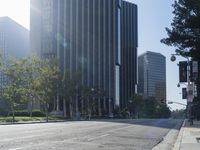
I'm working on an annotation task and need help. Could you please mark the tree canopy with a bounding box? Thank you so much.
[161,0,200,59]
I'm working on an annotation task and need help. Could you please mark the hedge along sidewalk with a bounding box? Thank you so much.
[0,116,66,124]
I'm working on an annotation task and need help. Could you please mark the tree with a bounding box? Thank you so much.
[143,97,158,118]
[60,71,81,118]
[130,94,144,118]
[171,109,186,119]
[1,58,26,122]
[130,95,171,119]
[22,56,41,117]
[80,87,104,120]
[36,58,59,122]
[155,104,171,118]
[161,0,200,119]
[161,0,200,59]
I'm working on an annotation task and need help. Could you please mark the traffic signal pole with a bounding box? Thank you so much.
[171,54,194,124]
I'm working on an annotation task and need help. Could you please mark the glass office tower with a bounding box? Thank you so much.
[30,0,138,117]
[138,51,166,103]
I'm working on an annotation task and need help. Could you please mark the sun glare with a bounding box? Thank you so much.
[0,0,30,29]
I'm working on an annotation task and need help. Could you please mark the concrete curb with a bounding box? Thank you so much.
[152,120,184,150]
[173,120,186,150]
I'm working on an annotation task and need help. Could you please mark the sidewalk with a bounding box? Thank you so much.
[174,120,200,150]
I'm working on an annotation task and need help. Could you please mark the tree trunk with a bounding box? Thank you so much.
[30,97,33,118]
[46,111,48,122]
[11,104,15,123]
[69,97,73,119]
[46,103,49,122]
[88,99,91,120]
[98,98,102,117]
[56,95,60,111]
[53,96,56,111]
[12,112,15,123]
[75,96,79,119]
[63,99,67,118]
[12,108,15,123]
[88,109,91,121]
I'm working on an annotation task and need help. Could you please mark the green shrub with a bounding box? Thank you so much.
[0,108,9,117]
[14,110,29,116]
[12,109,45,117]
[32,109,45,117]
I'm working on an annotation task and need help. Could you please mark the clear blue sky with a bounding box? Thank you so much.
[129,0,187,110]
[0,0,185,110]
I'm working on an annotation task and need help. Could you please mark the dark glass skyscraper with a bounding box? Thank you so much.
[30,0,138,117]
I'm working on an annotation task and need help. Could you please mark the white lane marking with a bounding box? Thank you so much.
[107,125,134,132]
[87,134,109,141]
[9,146,29,150]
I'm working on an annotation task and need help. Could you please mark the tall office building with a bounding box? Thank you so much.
[0,17,30,109]
[0,17,29,58]
[30,0,138,116]
[138,51,166,103]
[0,17,30,93]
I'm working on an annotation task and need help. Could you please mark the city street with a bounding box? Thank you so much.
[0,119,182,150]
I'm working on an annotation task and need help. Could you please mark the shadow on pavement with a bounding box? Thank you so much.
[184,120,200,128]
[90,118,183,130]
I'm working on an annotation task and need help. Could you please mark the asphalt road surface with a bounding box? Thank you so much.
[0,119,183,150]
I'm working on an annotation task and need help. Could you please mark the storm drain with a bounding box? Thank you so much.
[196,137,200,143]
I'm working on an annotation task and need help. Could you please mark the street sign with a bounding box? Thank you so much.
[179,61,188,82]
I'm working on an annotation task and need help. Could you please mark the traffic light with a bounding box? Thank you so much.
[182,88,187,99]
[179,61,187,83]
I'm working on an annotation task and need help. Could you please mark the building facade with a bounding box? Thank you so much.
[30,0,138,117]
[0,17,30,110]
[138,51,166,103]
[0,17,30,93]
